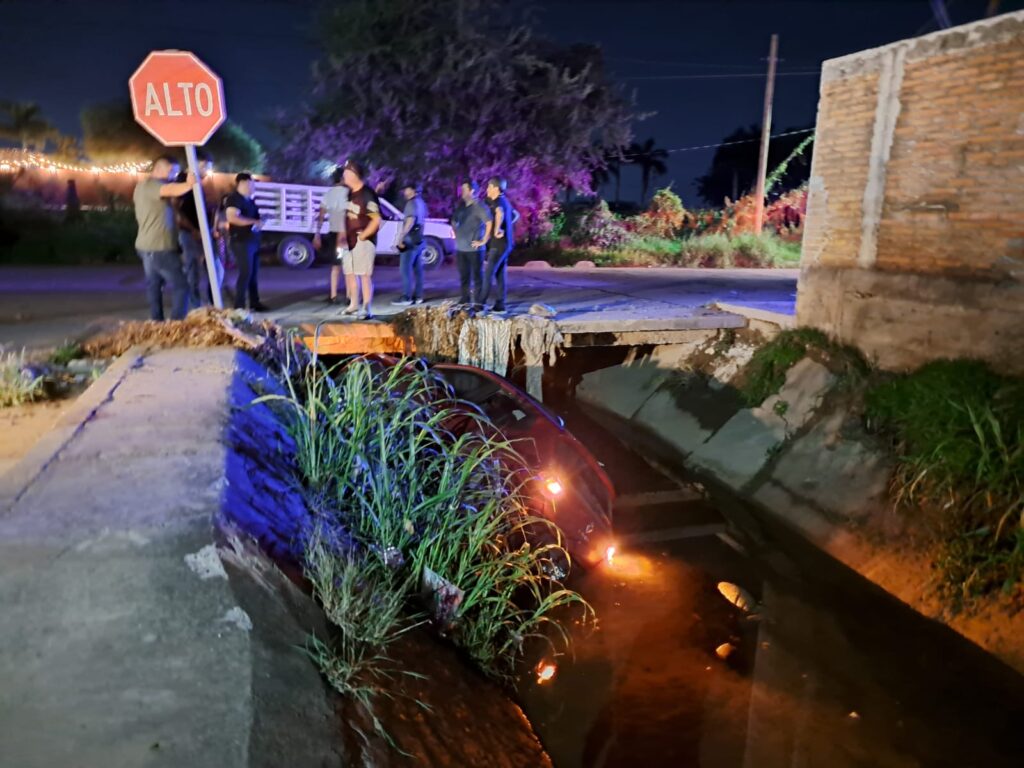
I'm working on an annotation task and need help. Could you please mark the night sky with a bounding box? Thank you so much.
[1,0,1021,204]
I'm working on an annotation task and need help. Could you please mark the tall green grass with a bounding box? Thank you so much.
[739,328,869,405]
[258,355,591,721]
[866,361,1024,602]
[677,232,801,268]
[0,350,43,407]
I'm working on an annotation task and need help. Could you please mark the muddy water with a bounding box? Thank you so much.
[517,403,1024,768]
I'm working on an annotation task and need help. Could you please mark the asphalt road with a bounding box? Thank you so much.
[0,263,798,352]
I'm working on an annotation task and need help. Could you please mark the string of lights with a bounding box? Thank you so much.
[0,150,149,176]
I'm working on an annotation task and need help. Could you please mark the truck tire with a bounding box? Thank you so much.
[277,235,315,269]
[421,237,446,269]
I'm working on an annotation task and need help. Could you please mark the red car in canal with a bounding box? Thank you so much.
[430,362,617,572]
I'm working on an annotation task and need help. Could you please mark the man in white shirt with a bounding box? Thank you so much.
[313,167,350,304]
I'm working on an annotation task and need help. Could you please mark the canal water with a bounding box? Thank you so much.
[516,401,1024,768]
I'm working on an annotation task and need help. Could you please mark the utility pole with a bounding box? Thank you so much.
[753,33,779,235]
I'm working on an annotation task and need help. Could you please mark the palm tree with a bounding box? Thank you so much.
[591,149,623,204]
[52,134,82,163]
[0,101,57,150]
[627,138,668,205]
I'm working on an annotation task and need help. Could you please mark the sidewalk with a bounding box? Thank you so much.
[0,347,339,768]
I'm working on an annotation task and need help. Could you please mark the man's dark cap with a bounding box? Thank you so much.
[343,158,366,179]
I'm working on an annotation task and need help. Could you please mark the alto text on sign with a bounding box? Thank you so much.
[129,51,225,146]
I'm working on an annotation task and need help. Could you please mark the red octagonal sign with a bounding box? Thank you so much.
[129,50,226,146]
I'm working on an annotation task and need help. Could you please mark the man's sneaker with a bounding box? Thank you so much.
[412,297,425,305]
[489,306,507,314]
[251,302,270,313]
[391,297,413,307]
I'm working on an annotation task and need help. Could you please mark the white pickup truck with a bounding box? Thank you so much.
[250,180,457,269]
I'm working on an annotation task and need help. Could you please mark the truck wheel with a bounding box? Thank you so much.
[421,237,446,269]
[277,236,315,269]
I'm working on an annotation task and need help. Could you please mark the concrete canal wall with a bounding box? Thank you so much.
[573,326,1024,675]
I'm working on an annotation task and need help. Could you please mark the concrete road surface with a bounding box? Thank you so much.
[0,263,798,352]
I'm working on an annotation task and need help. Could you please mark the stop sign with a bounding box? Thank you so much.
[129,50,226,146]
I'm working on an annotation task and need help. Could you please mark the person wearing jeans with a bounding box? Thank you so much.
[479,177,515,313]
[451,180,492,306]
[132,154,194,321]
[225,173,266,312]
[392,182,427,306]
[174,151,216,309]
[138,250,189,321]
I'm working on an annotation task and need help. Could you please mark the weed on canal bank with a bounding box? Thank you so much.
[736,330,1024,607]
[865,361,1024,606]
[259,353,591,742]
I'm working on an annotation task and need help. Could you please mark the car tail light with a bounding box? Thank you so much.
[538,474,564,497]
[605,544,617,566]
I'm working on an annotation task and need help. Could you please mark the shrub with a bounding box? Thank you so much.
[0,208,136,265]
[570,199,628,249]
[629,187,686,238]
[678,232,801,269]
[0,350,43,408]
[865,361,1024,602]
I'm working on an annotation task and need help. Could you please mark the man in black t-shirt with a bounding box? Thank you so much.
[225,173,266,312]
[341,159,382,319]
[479,177,515,313]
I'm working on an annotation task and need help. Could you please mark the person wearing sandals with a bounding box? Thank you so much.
[313,166,349,305]
[341,159,381,319]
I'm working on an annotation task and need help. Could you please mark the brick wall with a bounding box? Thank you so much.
[797,12,1024,374]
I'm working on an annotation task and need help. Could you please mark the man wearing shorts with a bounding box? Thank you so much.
[342,159,381,319]
[313,167,349,305]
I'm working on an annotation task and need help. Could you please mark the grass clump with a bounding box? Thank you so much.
[739,328,868,405]
[677,232,801,268]
[260,355,591,738]
[0,350,43,407]
[865,361,1024,603]
[49,340,84,366]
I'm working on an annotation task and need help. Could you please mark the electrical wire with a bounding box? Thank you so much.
[619,71,820,81]
[615,128,815,159]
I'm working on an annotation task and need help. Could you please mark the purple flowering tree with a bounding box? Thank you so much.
[272,0,634,237]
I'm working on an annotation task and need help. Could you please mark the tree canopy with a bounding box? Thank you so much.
[0,101,57,150]
[695,124,813,207]
[272,0,635,234]
[80,101,266,172]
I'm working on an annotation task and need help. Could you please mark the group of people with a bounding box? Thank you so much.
[133,152,266,320]
[132,153,517,322]
[313,167,516,317]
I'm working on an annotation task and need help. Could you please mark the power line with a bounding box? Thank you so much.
[607,56,776,70]
[619,71,819,81]
[616,128,815,159]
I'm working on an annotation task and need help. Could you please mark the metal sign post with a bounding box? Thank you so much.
[185,144,223,308]
[129,50,227,311]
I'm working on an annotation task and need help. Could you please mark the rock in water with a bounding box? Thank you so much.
[717,581,757,612]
